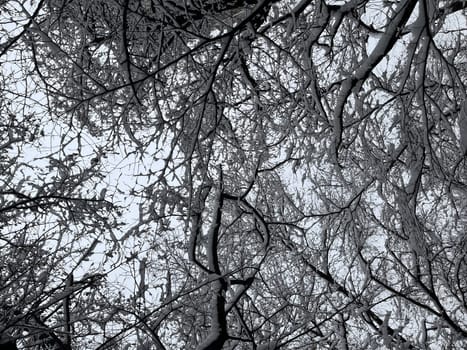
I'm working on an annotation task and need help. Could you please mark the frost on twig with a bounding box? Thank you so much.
[459,100,467,154]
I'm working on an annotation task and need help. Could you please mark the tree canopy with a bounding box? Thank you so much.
[1,0,467,349]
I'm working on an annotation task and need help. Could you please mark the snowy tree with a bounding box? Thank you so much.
[1,0,467,349]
